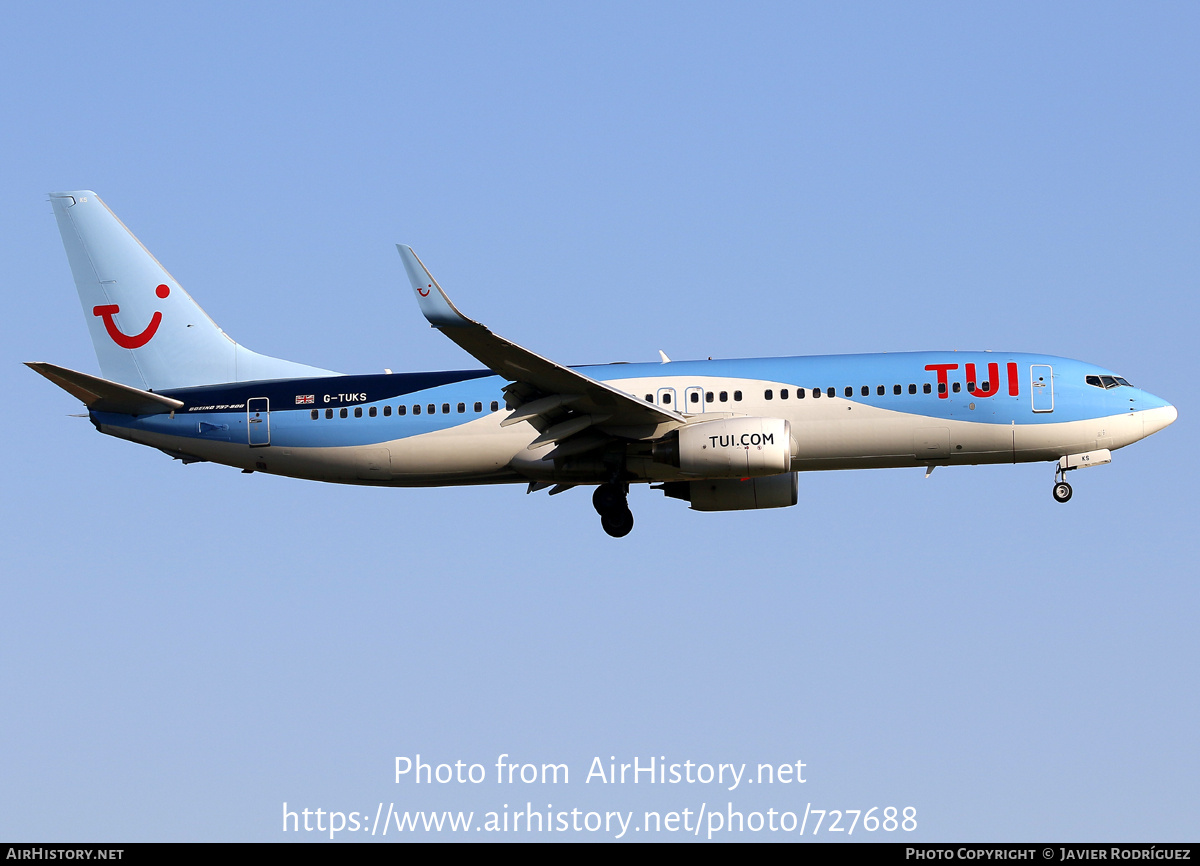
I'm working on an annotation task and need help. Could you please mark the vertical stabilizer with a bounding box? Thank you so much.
[49,191,338,390]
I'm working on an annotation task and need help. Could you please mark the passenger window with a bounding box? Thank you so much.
[384,405,392,416]
[457,402,465,413]
[413,405,421,415]
[428,404,436,414]
[705,391,714,403]
[662,393,671,404]
[826,387,835,398]
[812,388,820,398]
[442,403,450,414]
[764,389,773,400]
[877,385,884,396]
[967,382,975,393]
[952,382,960,393]
[720,391,728,402]
[690,391,700,403]
[923,383,931,394]
[310,409,318,420]
[325,408,333,419]
[490,401,499,411]
[861,386,869,397]
[780,389,789,400]
[893,384,901,395]
[369,406,377,417]
[908,384,916,395]
[474,401,482,412]
[734,390,743,401]
[938,383,946,394]
[398,405,406,416]
[340,408,348,418]
[353,407,361,417]
[844,386,852,397]
[797,388,805,399]
[645,394,653,402]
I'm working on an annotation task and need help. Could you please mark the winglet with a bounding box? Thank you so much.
[397,245,473,328]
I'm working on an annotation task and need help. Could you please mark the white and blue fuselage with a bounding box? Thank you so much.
[95,352,1174,485]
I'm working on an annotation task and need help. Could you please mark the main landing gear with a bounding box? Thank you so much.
[1052,465,1073,503]
[593,482,634,538]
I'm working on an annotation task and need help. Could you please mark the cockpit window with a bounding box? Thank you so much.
[1087,374,1134,389]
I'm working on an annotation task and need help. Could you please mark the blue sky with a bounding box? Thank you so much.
[2,2,1197,841]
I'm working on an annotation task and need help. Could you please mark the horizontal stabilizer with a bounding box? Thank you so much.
[27,362,184,415]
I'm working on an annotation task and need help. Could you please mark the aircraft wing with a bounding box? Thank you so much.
[398,245,685,440]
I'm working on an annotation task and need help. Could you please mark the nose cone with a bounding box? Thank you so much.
[1142,403,1178,438]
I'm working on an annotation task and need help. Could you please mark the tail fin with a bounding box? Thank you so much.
[49,191,338,390]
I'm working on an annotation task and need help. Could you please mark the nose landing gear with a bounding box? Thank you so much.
[1050,449,1112,503]
[1052,464,1073,503]
[593,482,634,537]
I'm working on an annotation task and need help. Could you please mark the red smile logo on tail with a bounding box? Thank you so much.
[93,284,170,349]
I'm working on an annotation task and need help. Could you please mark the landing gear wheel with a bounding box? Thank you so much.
[594,482,635,537]
[1053,481,1073,503]
[601,507,635,538]
[592,483,625,515]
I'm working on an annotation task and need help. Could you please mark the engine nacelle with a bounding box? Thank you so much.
[658,473,798,511]
[655,417,792,477]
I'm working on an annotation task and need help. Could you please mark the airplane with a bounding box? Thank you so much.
[30,191,1177,537]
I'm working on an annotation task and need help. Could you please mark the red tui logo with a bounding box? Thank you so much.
[93,284,170,349]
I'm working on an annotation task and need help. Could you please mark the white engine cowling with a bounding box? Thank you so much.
[676,417,792,477]
[658,473,798,511]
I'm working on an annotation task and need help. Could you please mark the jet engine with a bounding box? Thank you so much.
[652,417,793,477]
[656,473,798,511]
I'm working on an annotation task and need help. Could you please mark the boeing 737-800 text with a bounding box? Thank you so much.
[30,191,1177,536]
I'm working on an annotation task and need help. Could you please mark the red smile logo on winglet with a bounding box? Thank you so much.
[418,283,431,297]
[93,284,170,349]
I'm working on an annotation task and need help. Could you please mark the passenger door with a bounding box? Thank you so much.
[1030,365,1054,413]
[247,397,271,446]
